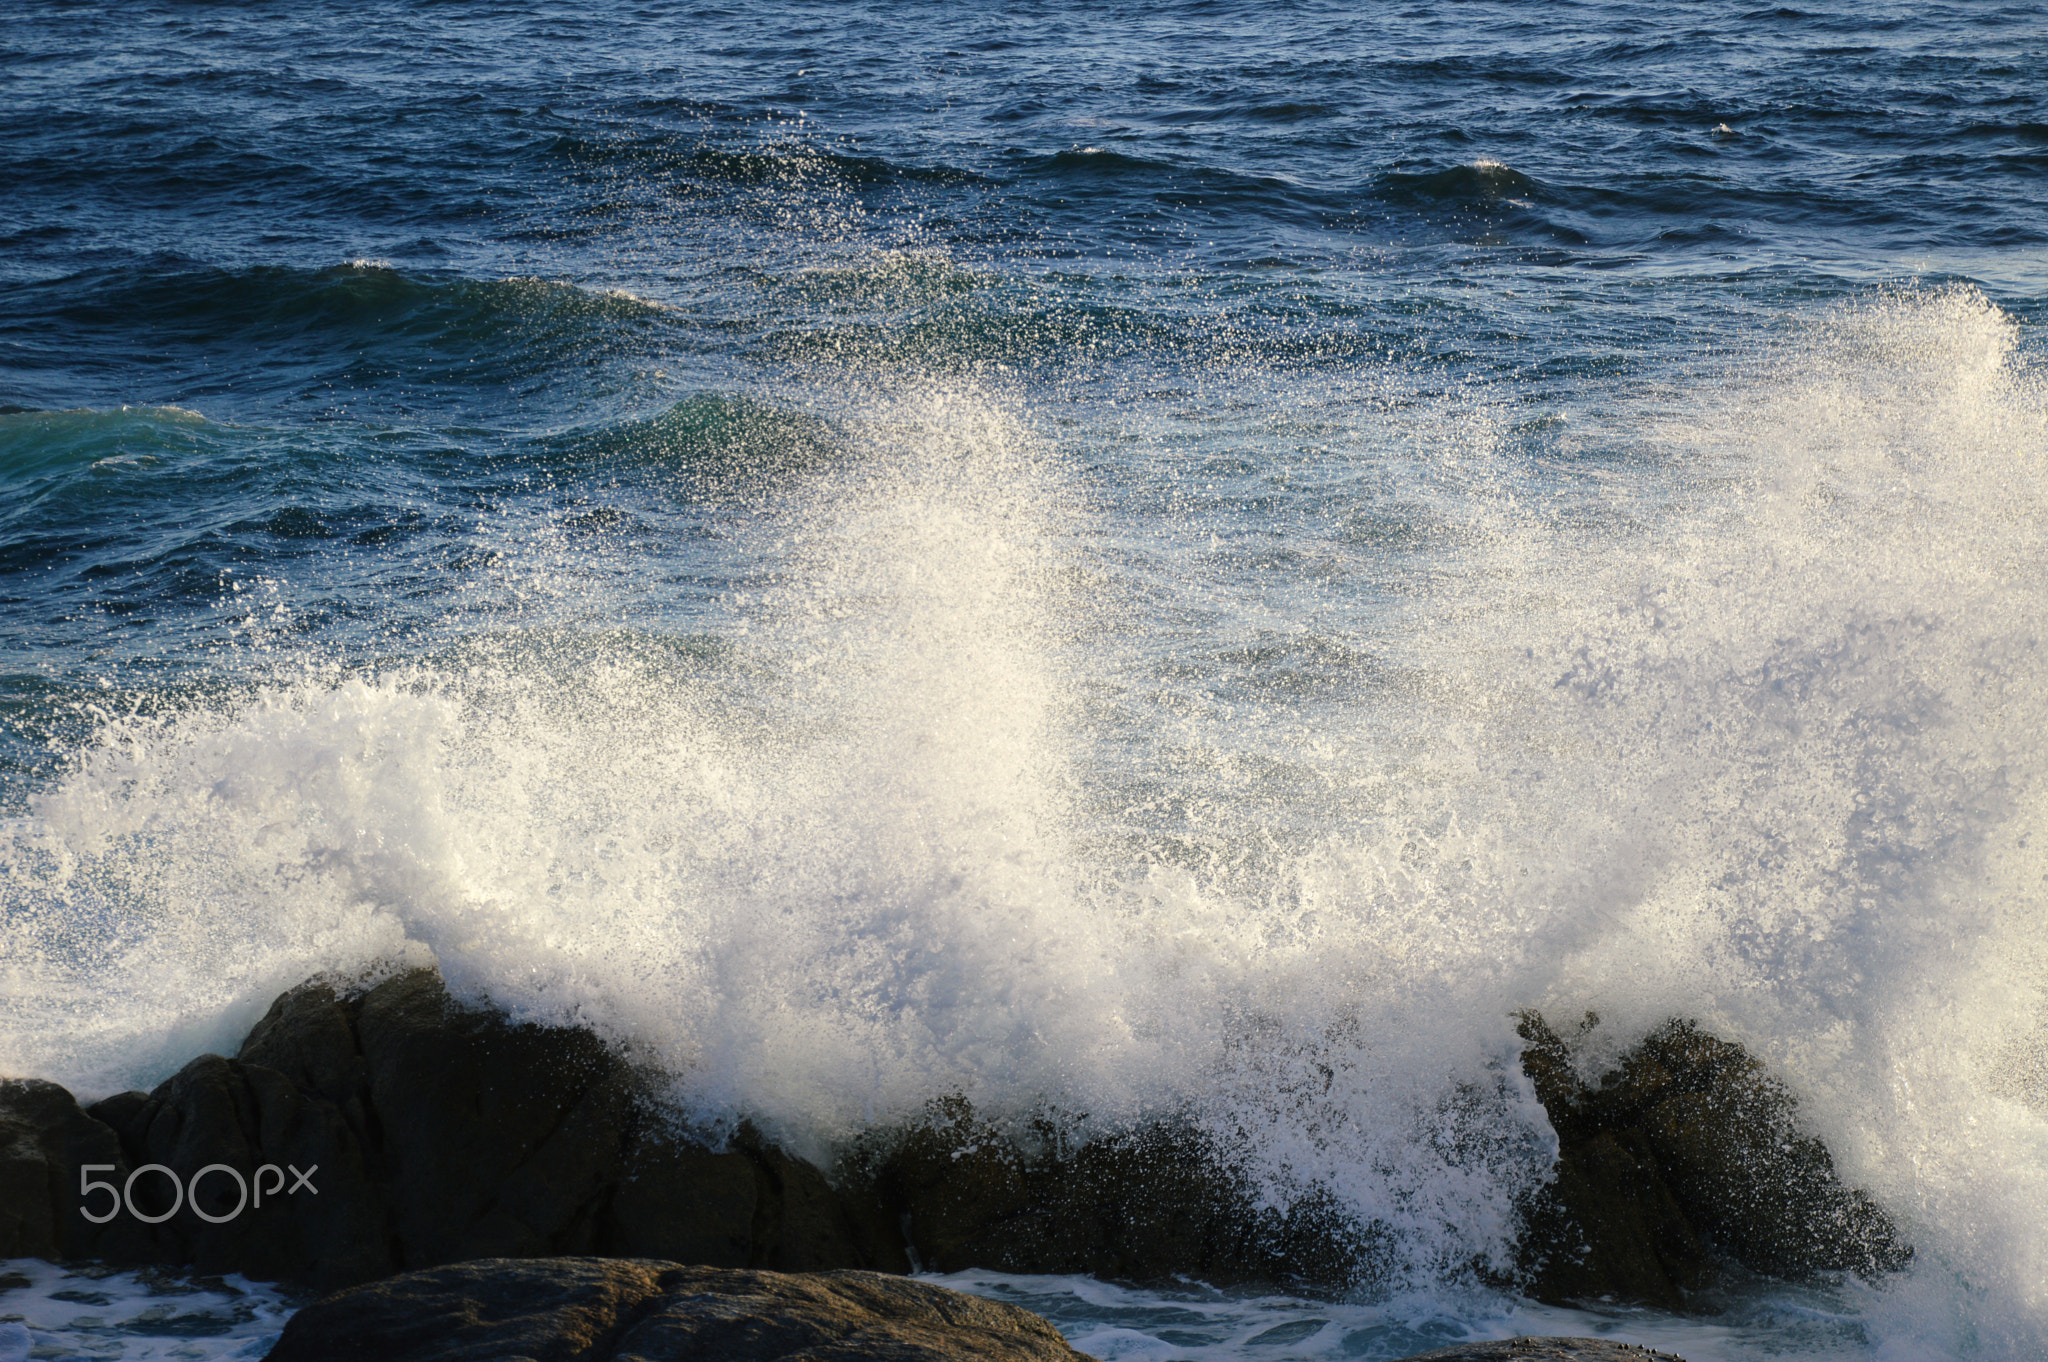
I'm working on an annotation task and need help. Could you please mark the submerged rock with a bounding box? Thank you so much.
[1515,1013,1910,1308]
[261,1257,1092,1362]
[1393,1342,1687,1361]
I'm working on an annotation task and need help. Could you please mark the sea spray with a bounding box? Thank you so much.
[1490,287,2048,1351]
[2,291,2045,1353]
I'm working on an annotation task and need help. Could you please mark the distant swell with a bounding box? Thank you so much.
[0,262,670,405]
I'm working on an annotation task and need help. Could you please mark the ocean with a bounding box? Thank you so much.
[2,1,2045,1357]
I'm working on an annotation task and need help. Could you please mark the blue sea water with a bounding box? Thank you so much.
[3,2,2047,1358]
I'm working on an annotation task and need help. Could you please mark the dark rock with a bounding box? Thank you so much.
[733,1125,908,1274]
[1393,1340,1687,1361]
[596,1123,759,1267]
[0,969,910,1291]
[238,980,374,1139]
[1516,1014,1910,1308]
[85,1051,389,1288]
[0,971,1908,1319]
[0,1082,68,1259]
[349,968,635,1266]
[261,1257,1093,1362]
[863,1098,1368,1289]
[0,1078,144,1261]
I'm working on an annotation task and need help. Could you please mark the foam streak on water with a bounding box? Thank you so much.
[0,1259,291,1360]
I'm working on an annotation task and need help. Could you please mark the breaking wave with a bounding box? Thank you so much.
[2,288,2045,1352]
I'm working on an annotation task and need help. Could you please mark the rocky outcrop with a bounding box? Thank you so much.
[261,1257,1092,1362]
[259,1257,1685,1362]
[867,1098,1362,1287]
[0,1077,152,1264]
[0,969,1360,1295]
[870,1020,1911,1305]
[1515,1013,1910,1308]
[0,970,1910,1315]
[2,969,905,1292]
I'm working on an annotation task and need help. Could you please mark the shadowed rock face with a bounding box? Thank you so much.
[1515,1013,1911,1308]
[866,1098,1365,1288]
[262,1258,1093,1362]
[0,971,1908,1315]
[0,970,1364,1295]
[3,970,906,1292]
[0,1077,148,1264]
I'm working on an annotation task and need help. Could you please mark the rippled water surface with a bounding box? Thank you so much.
[4,3,2046,1358]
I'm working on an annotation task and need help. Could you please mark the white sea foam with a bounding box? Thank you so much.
[0,1258,292,1360]
[1,288,2043,1356]
[940,1268,1888,1362]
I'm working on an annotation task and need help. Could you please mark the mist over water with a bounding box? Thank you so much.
[5,1,2047,1356]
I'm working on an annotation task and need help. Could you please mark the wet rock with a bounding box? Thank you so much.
[0,973,1907,1318]
[1,969,907,1291]
[237,980,374,1140]
[733,1125,909,1275]
[1516,1013,1910,1308]
[1394,1340,1687,1361]
[85,1051,387,1289]
[596,1124,759,1267]
[0,1082,74,1259]
[864,1098,1367,1289]
[348,968,635,1266]
[0,1078,143,1262]
[261,1257,1093,1362]
[14,981,1357,1293]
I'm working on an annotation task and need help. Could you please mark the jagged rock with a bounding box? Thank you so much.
[1,970,906,1291]
[261,1257,1092,1362]
[0,972,1908,1317]
[1394,1341,1687,1361]
[1516,1014,1910,1308]
[866,1099,1365,1288]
